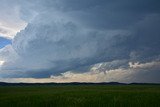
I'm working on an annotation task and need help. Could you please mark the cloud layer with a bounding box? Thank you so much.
[0,0,26,39]
[1,60,160,83]
[0,0,160,83]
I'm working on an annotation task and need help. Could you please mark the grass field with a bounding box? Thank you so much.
[0,85,160,107]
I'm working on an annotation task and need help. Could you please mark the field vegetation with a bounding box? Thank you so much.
[0,85,160,107]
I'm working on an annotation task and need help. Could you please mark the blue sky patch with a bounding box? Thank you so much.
[0,36,11,48]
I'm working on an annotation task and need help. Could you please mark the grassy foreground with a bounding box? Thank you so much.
[0,85,160,107]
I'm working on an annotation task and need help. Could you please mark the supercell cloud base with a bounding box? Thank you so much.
[0,0,160,83]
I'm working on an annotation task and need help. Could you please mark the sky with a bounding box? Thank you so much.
[0,0,160,83]
[0,37,11,48]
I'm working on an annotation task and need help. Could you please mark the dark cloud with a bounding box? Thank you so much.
[0,0,160,81]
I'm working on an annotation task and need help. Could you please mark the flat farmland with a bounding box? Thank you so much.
[0,85,160,107]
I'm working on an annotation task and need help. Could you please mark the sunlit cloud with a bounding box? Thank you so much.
[0,60,4,66]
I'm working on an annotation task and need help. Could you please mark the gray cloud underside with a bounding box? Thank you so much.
[0,0,160,83]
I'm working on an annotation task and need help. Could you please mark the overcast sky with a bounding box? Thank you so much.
[0,0,160,83]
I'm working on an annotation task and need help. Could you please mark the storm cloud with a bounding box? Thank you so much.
[0,0,160,83]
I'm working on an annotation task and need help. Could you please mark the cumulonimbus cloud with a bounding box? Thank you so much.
[0,0,160,82]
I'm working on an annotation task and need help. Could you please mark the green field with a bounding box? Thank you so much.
[0,85,160,107]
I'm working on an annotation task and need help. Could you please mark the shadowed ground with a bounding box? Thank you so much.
[0,85,160,107]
